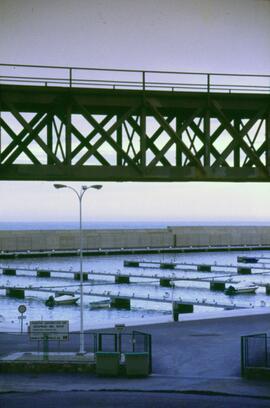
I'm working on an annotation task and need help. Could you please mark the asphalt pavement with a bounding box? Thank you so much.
[0,309,270,406]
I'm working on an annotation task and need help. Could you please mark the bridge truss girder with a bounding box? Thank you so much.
[0,84,270,181]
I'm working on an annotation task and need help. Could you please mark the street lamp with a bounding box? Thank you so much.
[54,183,102,354]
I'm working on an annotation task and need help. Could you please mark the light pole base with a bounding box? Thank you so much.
[77,351,87,356]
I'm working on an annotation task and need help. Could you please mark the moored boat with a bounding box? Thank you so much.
[224,284,258,295]
[45,294,79,307]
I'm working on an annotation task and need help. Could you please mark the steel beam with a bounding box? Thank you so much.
[0,84,270,182]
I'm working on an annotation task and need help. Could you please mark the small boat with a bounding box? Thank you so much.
[45,294,79,307]
[89,299,111,309]
[224,284,258,295]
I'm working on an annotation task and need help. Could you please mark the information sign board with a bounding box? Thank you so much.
[115,324,125,332]
[29,320,69,340]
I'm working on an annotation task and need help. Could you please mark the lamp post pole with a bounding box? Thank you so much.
[54,183,102,354]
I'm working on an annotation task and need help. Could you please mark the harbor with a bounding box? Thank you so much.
[1,0,270,405]
[1,248,270,332]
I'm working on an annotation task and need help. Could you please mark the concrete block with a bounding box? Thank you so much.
[198,265,211,272]
[244,367,270,380]
[173,302,193,321]
[115,275,130,284]
[237,267,252,275]
[124,261,139,267]
[110,297,130,310]
[95,352,120,376]
[125,353,149,377]
[3,268,16,276]
[160,278,172,287]
[6,288,25,298]
[177,304,194,313]
[37,270,51,278]
[160,263,176,269]
[210,281,226,291]
[74,272,88,281]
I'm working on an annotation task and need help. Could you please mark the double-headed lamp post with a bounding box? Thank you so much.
[54,183,103,354]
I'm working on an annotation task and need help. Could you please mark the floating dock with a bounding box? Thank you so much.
[0,283,252,312]
[123,259,270,275]
[1,264,270,293]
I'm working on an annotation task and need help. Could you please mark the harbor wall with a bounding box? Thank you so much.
[0,226,270,252]
[170,226,270,247]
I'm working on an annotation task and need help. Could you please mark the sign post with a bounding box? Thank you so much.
[18,304,27,334]
[115,324,125,352]
[29,320,69,340]
[29,320,69,361]
[43,334,49,361]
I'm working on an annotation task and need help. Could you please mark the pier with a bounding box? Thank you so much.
[123,259,270,275]
[0,284,252,313]
[1,264,270,293]
[1,244,270,260]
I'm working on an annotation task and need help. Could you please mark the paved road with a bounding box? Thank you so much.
[1,312,270,378]
[1,391,270,408]
[0,311,270,403]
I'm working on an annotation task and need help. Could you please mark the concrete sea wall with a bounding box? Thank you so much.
[0,226,270,252]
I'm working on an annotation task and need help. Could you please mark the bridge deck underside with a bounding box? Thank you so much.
[0,85,270,181]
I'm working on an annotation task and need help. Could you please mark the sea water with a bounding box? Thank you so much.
[0,248,270,332]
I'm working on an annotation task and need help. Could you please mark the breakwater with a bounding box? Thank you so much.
[0,226,270,252]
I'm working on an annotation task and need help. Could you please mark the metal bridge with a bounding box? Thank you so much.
[0,63,270,182]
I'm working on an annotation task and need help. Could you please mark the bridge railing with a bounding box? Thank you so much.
[0,63,270,93]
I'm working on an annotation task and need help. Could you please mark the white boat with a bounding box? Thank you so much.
[89,299,111,309]
[45,294,79,306]
[225,283,258,295]
[54,294,79,305]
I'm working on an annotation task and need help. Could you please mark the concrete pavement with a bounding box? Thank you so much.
[0,310,270,399]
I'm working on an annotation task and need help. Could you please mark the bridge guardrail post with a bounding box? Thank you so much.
[69,68,72,88]
[142,71,145,91]
[207,73,210,93]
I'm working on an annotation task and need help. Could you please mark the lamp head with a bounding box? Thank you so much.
[54,184,67,189]
[82,184,103,191]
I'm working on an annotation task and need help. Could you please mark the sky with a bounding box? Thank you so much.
[0,0,270,224]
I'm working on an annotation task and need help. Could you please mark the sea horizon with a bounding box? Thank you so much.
[1,220,270,230]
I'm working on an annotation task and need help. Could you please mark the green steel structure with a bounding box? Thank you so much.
[0,63,270,182]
